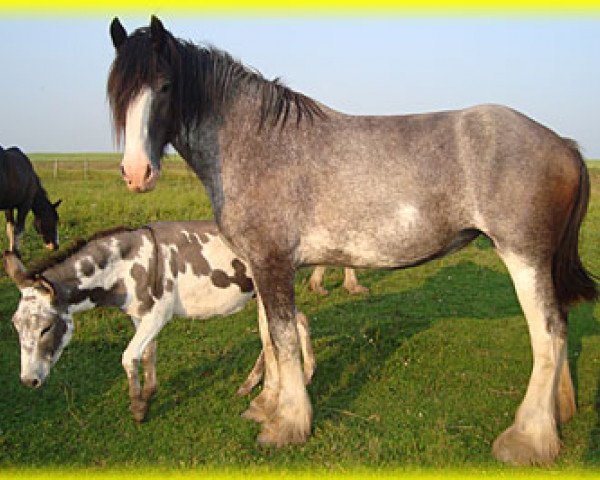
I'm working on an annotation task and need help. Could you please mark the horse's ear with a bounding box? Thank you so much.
[150,15,167,53]
[110,17,128,50]
[3,251,30,289]
[52,199,62,209]
[33,276,56,300]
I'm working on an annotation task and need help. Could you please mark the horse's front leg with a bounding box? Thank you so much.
[4,210,16,253]
[12,206,29,254]
[123,316,165,422]
[251,264,312,447]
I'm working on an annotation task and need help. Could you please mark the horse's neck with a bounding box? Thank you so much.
[44,244,129,314]
[171,91,261,224]
[30,182,50,215]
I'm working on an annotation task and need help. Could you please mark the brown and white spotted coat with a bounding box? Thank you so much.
[4,220,314,422]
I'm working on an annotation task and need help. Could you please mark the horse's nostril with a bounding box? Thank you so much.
[144,164,152,181]
[31,378,39,388]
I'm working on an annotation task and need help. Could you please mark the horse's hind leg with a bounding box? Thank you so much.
[492,251,565,465]
[308,266,329,295]
[342,268,369,295]
[557,353,576,424]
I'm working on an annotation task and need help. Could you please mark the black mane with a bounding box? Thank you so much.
[107,26,326,142]
[28,226,136,277]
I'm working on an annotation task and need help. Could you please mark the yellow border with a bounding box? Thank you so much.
[2,469,600,479]
[1,0,600,15]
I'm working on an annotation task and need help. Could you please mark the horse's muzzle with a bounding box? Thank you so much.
[121,162,160,193]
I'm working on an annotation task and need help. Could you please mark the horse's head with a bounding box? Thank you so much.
[108,16,178,193]
[3,251,73,388]
[34,199,61,251]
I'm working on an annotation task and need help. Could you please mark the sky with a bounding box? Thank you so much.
[1,15,599,157]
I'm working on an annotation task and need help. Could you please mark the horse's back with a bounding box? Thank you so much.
[0,147,38,207]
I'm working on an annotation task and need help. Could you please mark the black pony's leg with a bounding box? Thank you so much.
[250,261,312,446]
[4,210,16,253]
[13,206,31,255]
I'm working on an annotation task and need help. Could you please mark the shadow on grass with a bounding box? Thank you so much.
[303,260,521,423]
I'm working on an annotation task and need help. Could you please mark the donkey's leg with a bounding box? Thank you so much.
[237,311,315,397]
[492,252,565,466]
[237,351,265,397]
[4,210,15,252]
[296,312,315,384]
[342,268,369,295]
[308,266,329,296]
[252,265,312,447]
[141,339,158,402]
[123,316,166,423]
[241,293,279,422]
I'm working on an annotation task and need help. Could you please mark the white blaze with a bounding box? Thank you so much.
[124,87,153,163]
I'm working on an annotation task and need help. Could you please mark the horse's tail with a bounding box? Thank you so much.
[552,139,598,307]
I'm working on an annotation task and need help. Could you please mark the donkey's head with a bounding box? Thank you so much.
[3,251,72,388]
[108,16,179,193]
[33,199,62,251]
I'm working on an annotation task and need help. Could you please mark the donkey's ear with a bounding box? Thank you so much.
[150,15,167,52]
[110,17,128,50]
[52,199,62,209]
[3,251,30,289]
[33,276,56,300]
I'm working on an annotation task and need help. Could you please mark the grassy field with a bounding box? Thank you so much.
[0,155,599,473]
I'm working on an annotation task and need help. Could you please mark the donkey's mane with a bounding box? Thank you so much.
[28,226,136,277]
[107,27,326,142]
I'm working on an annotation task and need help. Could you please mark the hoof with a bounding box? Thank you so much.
[130,398,149,423]
[309,284,329,296]
[344,284,370,295]
[257,412,311,447]
[492,424,561,466]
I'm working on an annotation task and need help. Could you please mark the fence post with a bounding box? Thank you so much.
[84,159,89,180]
[53,159,58,179]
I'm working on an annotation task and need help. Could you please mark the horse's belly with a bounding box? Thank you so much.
[174,271,252,319]
[297,205,457,268]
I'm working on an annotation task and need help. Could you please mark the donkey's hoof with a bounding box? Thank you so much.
[492,424,561,466]
[257,415,311,447]
[130,399,149,423]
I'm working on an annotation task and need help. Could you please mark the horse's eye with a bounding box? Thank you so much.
[40,324,53,338]
[159,82,171,94]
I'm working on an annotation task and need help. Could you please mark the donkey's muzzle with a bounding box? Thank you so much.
[21,376,42,389]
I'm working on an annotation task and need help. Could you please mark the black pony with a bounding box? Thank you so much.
[0,146,61,254]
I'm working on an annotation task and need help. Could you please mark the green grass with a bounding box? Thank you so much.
[0,155,599,472]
